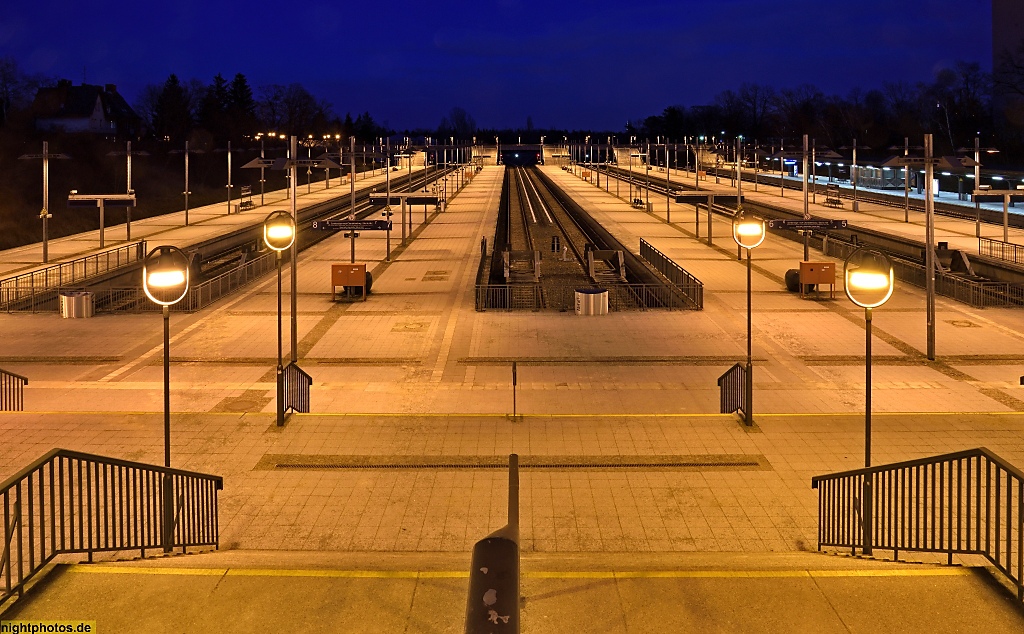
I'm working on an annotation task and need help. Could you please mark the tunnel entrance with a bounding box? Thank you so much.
[501,149,541,166]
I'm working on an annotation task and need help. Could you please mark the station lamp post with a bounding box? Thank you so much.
[844,247,894,555]
[844,247,894,469]
[263,211,296,427]
[732,210,765,426]
[142,245,190,552]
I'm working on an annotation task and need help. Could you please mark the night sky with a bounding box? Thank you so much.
[2,1,992,131]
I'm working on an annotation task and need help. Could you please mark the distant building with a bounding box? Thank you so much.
[31,80,141,138]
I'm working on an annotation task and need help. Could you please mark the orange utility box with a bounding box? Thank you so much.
[331,263,367,301]
[799,261,836,299]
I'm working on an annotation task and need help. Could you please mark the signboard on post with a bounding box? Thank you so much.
[767,218,848,231]
[312,219,392,231]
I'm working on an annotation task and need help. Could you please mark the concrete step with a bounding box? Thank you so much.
[3,550,1023,633]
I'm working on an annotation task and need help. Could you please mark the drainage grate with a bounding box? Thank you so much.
[257,454,769,471]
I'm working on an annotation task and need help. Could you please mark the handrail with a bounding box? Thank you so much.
[979,236,1024,267]
[812,447,1023,601]
[717,363,745,417]
[0,368,28,412]
[283,362,311,414]
[0,241,146,312]
[1,449,223,607]
[639,238,704,309]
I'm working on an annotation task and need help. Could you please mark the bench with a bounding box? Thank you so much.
[238,185,256,211]
[823,184,843,208]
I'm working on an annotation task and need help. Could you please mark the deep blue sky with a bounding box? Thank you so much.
[2,1,992,131]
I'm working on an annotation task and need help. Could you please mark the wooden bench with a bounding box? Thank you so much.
[238,185,256,211]
[823,184,843,208]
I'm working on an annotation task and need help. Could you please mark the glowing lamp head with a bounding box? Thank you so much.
[263,210,296,252]
[143,246,190,306]
[844,248,894,309]
[732,213,765,249]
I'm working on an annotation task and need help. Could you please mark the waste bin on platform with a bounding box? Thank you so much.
[574,288,608,315]
[59,291,94,318]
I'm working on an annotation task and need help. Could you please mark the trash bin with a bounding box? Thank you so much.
[59,291,94,318]
[574,288,608,315]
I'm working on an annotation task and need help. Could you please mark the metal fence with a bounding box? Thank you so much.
[717,363,745,416]
[822,238,1024,309]
[1,449,223,606]
[979,237,1024,267]
[49,250,280,315]
[0,242,146,312]
[474,283,694,311]
[639,238,704,309]
[283,362,311,414]
[812,447,1023,601]
[0,369,28,412]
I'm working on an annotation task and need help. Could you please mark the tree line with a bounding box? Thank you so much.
[634,59,1024,164]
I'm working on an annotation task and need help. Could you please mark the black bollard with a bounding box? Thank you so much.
[465,454,520,633]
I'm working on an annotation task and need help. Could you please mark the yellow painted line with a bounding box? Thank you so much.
[66,565,971,579]
[4,411,1021,418]
[68,565,226,576]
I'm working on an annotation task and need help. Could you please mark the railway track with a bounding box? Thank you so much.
[482,166,696,311]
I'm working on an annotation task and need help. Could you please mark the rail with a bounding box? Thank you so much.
[0,369,28,412]
[979,237,1024,267]
[1,448,223,606]
[822,238,1024,309]
[811,448,1023,601]
[283,362,311,414]
[717,363,746,417]
[639,238,704,309]
[0,241,146,312]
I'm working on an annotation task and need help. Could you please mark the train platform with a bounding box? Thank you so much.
[587,162,1024,255]
[0,164,424,281]
[2,165,1024,630]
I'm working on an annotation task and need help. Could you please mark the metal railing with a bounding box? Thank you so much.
[717,363,745,416]
[822,238,1024,309]
[0,369,28,412]
[639,238,704,309]
[49,251,280,315]
[979,237,1024,267]
[283,362,311,414]
[475,283,694,311]
[812,448,1023,601]
[0,242,146,312]
[1,449,223,606]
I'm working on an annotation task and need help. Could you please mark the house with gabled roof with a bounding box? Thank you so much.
[32,80,141,138]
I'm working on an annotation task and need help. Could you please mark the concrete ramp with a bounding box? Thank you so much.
[3,551,1023,633]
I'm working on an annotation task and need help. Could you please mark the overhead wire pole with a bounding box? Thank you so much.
[665,142,671,223]
[350,136,356,263]
[802,134,810,261]
[925,134,936,361]
[18,142,69,264]
[385,137,391,261]
[184,141,192,225]
[290,135,298,363]
[904,137,911,223]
